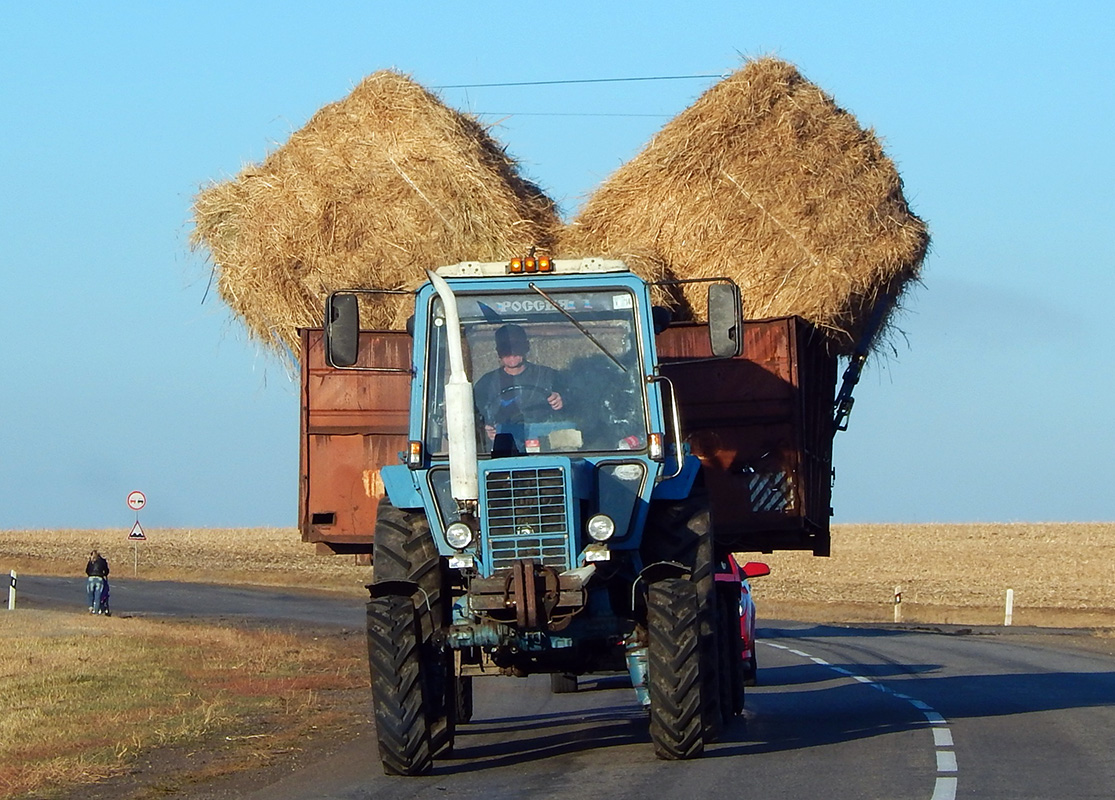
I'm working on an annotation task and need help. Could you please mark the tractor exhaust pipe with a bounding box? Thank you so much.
[426,270,479,506]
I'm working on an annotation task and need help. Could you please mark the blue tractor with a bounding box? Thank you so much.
[315,256,834,774]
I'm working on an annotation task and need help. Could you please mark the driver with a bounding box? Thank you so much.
[474,324,563,443]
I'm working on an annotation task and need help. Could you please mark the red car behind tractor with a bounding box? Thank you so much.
[716,556,770,686]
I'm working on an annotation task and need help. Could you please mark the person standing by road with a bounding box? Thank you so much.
[85,549,109,614]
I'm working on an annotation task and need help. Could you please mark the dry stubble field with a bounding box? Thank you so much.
[4,521,1115,628]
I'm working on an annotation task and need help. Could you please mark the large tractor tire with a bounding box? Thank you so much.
[372,498,446,635]
[643,494,722,742]
[648,578,705,760]
[367,595,432,776]
[550,673,578,694]
[371,498,456,759]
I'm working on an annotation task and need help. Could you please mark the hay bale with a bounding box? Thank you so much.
[191,70,560,357]
[557,57,929,354]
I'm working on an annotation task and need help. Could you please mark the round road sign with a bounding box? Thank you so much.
[127,491,147,511]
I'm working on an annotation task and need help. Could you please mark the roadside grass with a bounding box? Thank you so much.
[0,609,366,800]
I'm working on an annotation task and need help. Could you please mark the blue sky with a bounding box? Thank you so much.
[2,2,1112,529]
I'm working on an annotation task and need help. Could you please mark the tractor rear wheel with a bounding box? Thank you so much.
[367,595,432,776]
[648,578,704,760]
[372,498,445,634]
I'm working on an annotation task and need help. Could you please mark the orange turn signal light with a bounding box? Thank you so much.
[509,258,524,274]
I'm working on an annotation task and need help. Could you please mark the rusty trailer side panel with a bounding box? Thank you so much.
[299,316,835,557]
[658,317,836,555]
[299,328,412,555]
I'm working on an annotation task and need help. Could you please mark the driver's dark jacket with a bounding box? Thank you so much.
[474,361,562,428]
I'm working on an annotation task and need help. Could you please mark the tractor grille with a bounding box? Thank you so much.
[484,466,570,572]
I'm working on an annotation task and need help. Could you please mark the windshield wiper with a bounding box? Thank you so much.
[529,282,626,372]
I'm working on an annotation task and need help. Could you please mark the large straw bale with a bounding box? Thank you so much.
[557,58,929,354]
[191,70,560,357]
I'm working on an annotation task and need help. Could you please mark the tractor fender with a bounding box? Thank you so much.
[367,579,421,600]
[381,463,423,510]
[650,455,701,500]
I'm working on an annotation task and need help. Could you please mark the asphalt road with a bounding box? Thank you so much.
[15,573,364,628]
[17,576,1115,799]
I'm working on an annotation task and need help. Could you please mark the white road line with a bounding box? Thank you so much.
[760,640,958,800]
[931,777,958,800]
[936,751,958,772]
[933,728,954,748]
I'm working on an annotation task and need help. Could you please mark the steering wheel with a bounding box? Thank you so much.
[489,383,557,420]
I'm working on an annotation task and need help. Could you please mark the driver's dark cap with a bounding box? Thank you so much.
[495,324,530,356]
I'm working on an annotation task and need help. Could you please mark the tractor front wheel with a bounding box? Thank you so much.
[367,595,432,776]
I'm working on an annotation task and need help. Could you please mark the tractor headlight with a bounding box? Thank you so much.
[586,514,616,542]
[445,522,474,550]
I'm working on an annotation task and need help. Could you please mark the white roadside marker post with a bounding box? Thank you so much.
[894,586,903,624]
[7,570,15,611]
[1004,588,1014,627]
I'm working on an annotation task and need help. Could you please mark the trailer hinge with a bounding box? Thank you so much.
[832,351,866,434]
[832,293,894,437]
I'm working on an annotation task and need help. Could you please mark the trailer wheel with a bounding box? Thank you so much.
[366,595,432,776]
[648,578,704,760]
[743,652,758,687]
[456,675,474,723]
[643,494,722,742]
[718,588,745,718]
[372,498,455,757]
[550,672,578,694]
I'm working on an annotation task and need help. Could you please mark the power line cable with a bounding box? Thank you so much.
[473,112,672,118]
[433,73,722,89]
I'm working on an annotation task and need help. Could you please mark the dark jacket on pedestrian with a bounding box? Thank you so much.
[86,553,109,578]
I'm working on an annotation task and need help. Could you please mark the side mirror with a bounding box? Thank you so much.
[651,305,674,334]
[707,282,742,358]
[742,561,770,579]
[324,293,359,367]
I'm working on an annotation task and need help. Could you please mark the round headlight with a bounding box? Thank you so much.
[445,522,474,550]
[586,514,616,542]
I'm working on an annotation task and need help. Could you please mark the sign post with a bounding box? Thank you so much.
[127,491,147,577]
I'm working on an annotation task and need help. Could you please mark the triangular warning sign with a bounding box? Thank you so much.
[128,521,146,541]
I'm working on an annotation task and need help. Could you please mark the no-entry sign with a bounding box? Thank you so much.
[127,491,146,511]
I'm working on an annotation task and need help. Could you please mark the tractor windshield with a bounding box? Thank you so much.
[424,288,647,457]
